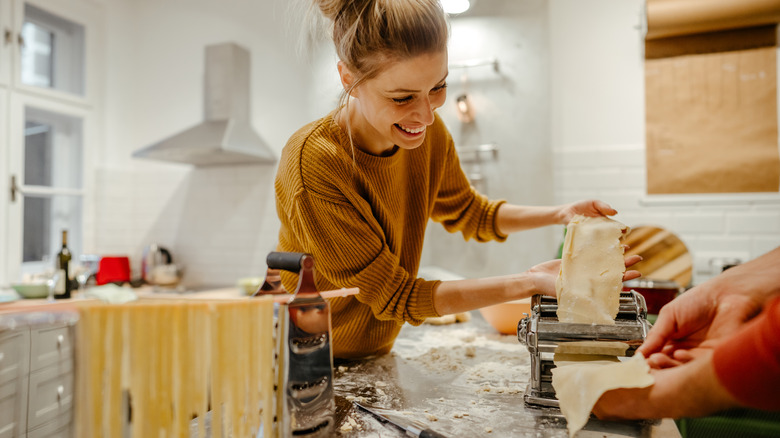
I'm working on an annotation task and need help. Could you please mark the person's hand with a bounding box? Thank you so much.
[557,199,617,224]
[639,288,760,368]
[638,263,772,368]
[592,349,740,420]
[526,255,642,297]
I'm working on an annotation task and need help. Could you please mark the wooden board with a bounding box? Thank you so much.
[623,225,692,288]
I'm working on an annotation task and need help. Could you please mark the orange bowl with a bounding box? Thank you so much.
[479,298,532,335]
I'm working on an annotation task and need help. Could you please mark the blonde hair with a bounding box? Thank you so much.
[307,0,449,162]
[314,0,449,106]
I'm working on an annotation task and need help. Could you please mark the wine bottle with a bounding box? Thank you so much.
[57,229,72,299]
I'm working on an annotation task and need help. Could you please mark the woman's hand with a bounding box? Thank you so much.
[557,199,617,224]
[526,255,642,297]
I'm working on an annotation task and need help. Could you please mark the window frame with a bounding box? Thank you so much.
[0,1,12,86]
[11,0,99,107]
[1,0,101,285]
[8,92,94,281]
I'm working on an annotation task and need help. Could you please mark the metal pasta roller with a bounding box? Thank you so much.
[257,252,335,437]
[517,291,651,409]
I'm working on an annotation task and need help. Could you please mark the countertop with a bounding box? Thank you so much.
[1,285,680,437]
[333,311,681,438]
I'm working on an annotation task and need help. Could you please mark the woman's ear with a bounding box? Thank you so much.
[337,61,356,96]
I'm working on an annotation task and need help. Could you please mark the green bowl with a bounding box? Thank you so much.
[11,283,50,299]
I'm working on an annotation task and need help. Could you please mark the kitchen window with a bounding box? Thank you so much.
[20,3,85,95]
[1,0,99,284]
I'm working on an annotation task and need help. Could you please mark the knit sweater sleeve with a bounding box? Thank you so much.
[275,119,440,325]
[282,189,440,324]
[712,296,780,410]
[429,123,507,242]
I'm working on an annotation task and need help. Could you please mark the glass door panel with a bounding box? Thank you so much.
[19,105,83,275]
[24,107,82,189]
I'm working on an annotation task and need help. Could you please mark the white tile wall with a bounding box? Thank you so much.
[93,165,280,286]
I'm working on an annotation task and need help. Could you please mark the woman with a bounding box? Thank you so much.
[275,0,639,359]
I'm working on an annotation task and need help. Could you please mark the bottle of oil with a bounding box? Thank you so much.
[57,229,72,299]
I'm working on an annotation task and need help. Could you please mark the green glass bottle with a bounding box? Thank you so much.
[57,229,72,299]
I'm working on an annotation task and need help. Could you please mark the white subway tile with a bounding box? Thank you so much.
[727,213,780,234]
[673,213,726,234]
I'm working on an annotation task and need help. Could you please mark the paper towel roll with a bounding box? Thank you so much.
[646,0,780,40]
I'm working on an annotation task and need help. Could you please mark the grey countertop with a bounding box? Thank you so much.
[333,311,680,438]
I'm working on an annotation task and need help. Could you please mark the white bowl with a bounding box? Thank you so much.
[11,282,50,299]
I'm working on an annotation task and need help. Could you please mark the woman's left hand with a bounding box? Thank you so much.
[558,199,617,224]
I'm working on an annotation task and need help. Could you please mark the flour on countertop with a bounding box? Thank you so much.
[334,315,568,437]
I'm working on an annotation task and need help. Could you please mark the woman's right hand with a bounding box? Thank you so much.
[525,255,641,297]
[526,259,562,296]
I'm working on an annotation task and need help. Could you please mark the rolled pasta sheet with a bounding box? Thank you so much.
[552,353,654,438]
[556,215,628,325]
[74,297,276,438]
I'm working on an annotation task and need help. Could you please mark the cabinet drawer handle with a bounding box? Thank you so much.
[57,334,64,348]
[57,385,64,402]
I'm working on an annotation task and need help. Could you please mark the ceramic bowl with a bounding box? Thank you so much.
[237,277,264,296]
[11,282,50,299]
[479,298,532,335]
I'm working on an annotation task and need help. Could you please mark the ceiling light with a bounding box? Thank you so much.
[442,0,470,15]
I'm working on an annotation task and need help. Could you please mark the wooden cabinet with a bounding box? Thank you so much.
[0,312,77,438]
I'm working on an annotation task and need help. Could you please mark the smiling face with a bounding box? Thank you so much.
[339,50,449,156]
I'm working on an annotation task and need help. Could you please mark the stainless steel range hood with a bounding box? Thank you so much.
[133,42,276,166]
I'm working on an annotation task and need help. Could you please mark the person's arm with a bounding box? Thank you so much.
[594,297,780,419]
[712,296,780,410]
[431,122,618,240]
[593,349,740,420]
[494,199,617,235]
[431,256,641,316]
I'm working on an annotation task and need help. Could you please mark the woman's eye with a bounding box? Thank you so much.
[432,83,447,93]
[393,96,413,104]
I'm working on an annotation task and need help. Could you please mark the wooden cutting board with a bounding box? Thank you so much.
[623,225,692,288]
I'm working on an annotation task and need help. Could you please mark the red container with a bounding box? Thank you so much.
[96,256,131,285]
[623,279,682,315]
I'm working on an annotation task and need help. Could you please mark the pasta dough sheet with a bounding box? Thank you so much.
[74,298,276,438]
[556,215,628,324]
[554,340,629,356]
[552,353,654,438]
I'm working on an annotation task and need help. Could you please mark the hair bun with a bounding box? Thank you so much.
[314,0,361,21]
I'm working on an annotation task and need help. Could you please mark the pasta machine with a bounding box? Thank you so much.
[257,252,336,437]
[517,291,651,409]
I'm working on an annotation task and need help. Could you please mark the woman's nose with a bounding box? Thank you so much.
[415,96,435,125]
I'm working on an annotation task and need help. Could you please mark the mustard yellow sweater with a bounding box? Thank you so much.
[275,111,506,358]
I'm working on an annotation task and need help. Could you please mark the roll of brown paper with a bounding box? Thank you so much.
[646,0,780,40]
